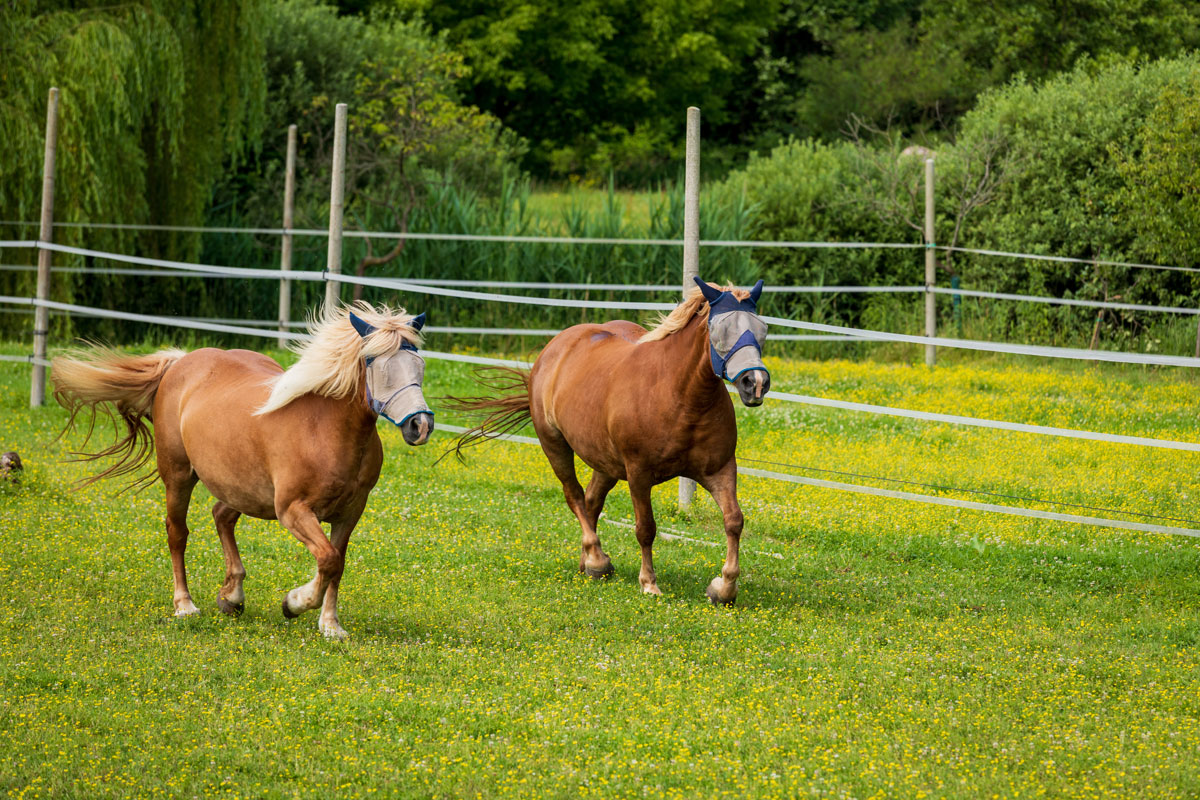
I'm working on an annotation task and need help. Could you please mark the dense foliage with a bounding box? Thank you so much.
[718,54,1200,348]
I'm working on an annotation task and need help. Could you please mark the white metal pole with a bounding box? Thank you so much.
[924,157,936,366]
[278,124,296,347]
[325,103,347,311]
[30,86,58,407]
[679,106,701,510]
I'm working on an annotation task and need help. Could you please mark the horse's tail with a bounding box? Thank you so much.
[50,346,187,490]
[439,366,532,462]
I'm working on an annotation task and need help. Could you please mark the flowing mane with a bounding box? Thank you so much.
[638,282,750,343]
[256,301,423,415]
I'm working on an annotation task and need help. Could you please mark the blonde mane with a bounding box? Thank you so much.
[639,283,750,343]
[255,301,423,415]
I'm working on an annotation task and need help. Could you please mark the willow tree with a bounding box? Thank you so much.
[0,0,267,336]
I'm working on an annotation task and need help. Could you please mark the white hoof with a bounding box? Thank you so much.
[319,619,349,640]
[174,603,200,618]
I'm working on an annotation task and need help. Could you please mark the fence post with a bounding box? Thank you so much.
[679,106,701,510]
[924,157,936,366]
[30,86,59,408]
[325,103,347,310]
[278,124,297,347]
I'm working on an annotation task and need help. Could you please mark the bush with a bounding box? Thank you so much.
[726,53,1200,349]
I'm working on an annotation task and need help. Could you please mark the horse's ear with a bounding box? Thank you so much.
[409,312,426,332]
[749,279,764,304]
[349,312,377,338]
[693,276,722,303]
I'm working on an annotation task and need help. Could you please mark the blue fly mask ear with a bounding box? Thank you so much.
[349,311,377,338]
[693,276,770,382]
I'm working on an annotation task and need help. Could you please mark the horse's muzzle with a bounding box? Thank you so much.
[402,412,433,446]
[734,370,770,407]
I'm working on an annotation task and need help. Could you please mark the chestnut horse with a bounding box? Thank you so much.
[450,278,771,605]
[51,302,433,638]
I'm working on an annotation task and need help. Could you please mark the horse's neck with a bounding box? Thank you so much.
[664,316,725,411]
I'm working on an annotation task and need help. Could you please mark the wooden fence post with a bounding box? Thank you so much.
[278,124,297,348]
[325,103,347,310]
[30,86,59,408]
[924,157,936,366]
[679,106,701,510]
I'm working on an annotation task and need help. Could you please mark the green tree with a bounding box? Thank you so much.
[0,0,266,337]
[406,0,778,180]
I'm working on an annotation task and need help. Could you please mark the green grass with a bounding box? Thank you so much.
[2,342,1200,798]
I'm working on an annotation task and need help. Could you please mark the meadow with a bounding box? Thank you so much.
[2,340,1200,798]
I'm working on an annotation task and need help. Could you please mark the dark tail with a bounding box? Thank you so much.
[50,346,186,491]
[439,366,532,462]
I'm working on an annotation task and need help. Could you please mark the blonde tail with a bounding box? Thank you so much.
[51,347,186,490]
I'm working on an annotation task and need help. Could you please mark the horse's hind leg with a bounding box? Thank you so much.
[164,474,200,617]
[212,502,246,616]
[699,459,743,606]
[278,500,342,622]
[540,433,612,578]
[582,470,618,569]
[628,476,661,596]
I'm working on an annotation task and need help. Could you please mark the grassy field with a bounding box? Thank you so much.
[2,341,1200,798]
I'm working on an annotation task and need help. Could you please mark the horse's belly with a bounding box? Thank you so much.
[195,471,278,519]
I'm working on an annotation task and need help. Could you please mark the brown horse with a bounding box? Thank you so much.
[450,278,771,605]
[51,302,433,638]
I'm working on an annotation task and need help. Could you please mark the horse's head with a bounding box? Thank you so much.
[694,277,771,407]
[350,311,434,445]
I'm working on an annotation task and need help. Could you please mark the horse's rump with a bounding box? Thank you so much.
[51,347,187,490]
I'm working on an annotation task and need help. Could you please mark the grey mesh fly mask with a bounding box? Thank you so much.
[693,277,770,384]
[349,312,434,430]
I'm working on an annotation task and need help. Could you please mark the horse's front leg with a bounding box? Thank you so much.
[317,515,360,641]
[699,459,742,606]
[278,501,343,625]
[628,477,661,596]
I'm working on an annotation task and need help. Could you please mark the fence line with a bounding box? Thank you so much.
[5,292,1193,452]
[769,390,1200,452]
[5,259,1194,316]
[7,220,1200,275]
[5,240,1199,367]
[430,423,1200,539]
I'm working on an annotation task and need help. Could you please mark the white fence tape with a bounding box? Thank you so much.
[769,390,1200,452]
[433,422,1200,539]
[758,314,1200,368]
[0,353,51,367]
[944,245,1200,275]
[737,467,1200,538]
[928,286,1200,316]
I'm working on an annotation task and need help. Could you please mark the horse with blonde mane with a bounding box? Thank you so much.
[449,277,771,605]
[51,302,433,638]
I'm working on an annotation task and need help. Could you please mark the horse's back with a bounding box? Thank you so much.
[533,321,644,404]
[530,321,651,474]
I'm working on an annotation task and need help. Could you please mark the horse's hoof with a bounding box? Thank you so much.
[320,622,349,641]
[705,583,736,608]
[217,595,244,617]
[583,561,614,580]
[173,606,200,618]
[281,596,300,619]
